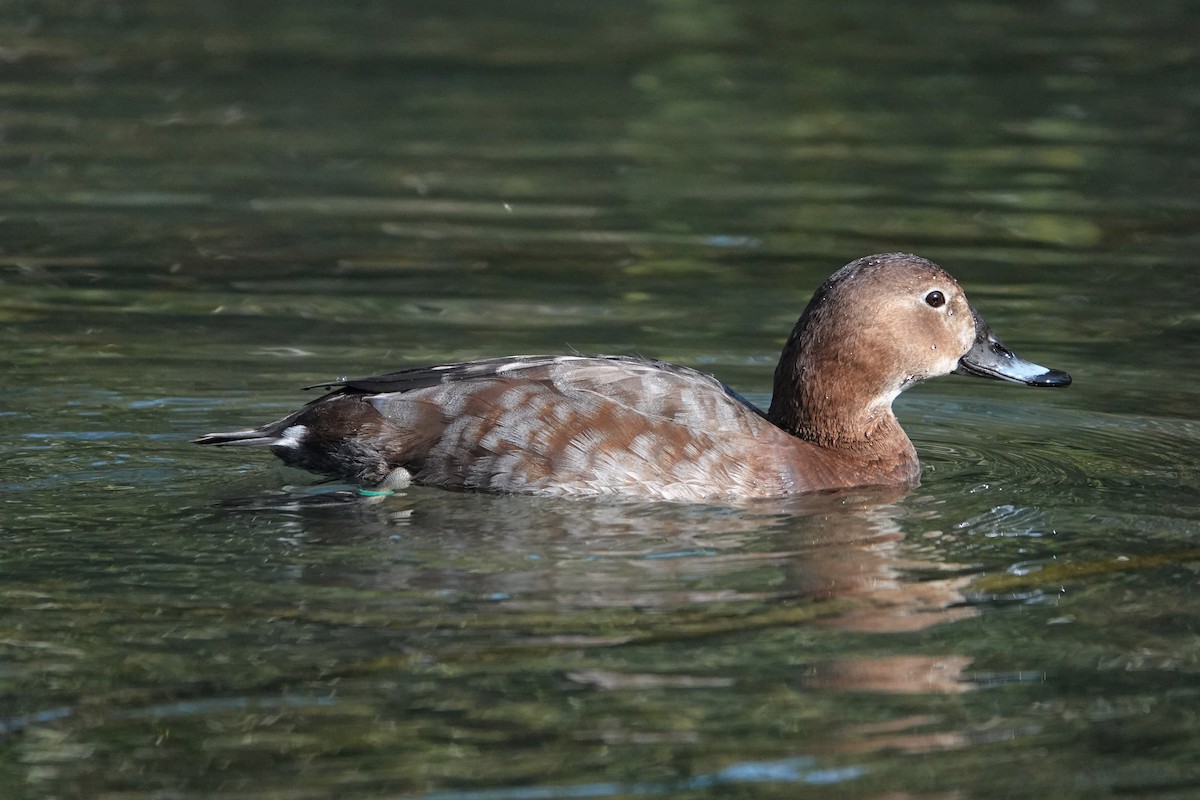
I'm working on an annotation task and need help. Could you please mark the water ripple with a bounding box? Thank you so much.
[913,400,1199,505]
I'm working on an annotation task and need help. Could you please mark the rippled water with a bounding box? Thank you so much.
[2,1,1199,798]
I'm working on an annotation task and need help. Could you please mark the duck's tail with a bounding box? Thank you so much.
[193,427,280,447]
[193,412,303,447]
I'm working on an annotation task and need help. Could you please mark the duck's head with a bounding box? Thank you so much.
[769,253,1070,443]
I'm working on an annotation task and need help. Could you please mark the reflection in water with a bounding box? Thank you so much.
[801,655,972,695]
[223,484,976,694]
[1,481,992,795]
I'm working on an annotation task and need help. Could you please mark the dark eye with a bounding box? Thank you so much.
[925,290,945,308]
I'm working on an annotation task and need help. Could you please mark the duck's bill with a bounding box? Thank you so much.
[953,309,1072,387]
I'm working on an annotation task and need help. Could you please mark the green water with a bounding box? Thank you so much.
[2,1,1199,797]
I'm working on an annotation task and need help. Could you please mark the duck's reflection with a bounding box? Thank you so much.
[221,484,975,695]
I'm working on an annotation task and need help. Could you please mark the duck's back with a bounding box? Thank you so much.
[257,355,807,501]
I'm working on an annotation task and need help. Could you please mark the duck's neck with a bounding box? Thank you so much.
[766,331,907,450]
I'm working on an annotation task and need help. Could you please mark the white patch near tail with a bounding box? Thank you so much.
[274,425,308,449]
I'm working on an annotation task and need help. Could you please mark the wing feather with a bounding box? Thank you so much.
[308,355,768,436]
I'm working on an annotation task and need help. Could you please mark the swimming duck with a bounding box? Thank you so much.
[196,253,1070,502]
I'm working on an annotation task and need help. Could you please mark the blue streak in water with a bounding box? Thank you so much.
[704,235,760,249]
[642,548,719,560]
[23,431,135,440]
[0,706,74,736]
[417,756,865,800]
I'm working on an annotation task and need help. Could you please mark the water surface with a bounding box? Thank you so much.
[2,1,1199,798]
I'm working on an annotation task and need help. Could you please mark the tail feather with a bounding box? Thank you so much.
[193,428,280,447]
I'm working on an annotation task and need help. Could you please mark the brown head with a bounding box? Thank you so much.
[767,253,1068,446]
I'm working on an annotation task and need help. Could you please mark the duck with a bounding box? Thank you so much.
[196,253,1070,503]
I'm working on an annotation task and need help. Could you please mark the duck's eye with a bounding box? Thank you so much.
[925,290,946,308]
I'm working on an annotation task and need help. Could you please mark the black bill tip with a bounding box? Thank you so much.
[1023,367,1072,387]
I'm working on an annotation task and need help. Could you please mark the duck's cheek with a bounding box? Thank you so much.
[923,343,966,378]
[958,326,975,354]
[949,300,975,352]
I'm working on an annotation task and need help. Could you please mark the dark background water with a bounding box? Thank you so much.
[2,1,1199,798]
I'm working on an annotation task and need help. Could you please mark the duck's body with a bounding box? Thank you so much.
[197,254,1070,502]
[199,355,919,502]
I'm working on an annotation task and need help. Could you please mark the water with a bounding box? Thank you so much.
[2,1,1199,797]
